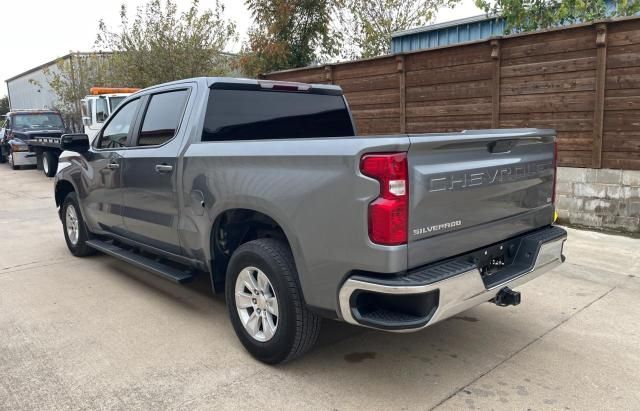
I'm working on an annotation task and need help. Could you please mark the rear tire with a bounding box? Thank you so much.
[0,150,5,164]
[43,151,58,177]
[61,192,96,257]
[225,238,321,364]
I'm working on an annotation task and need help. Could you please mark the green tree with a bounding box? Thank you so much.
[341,0,460,59]
[95,0,237,88]
[0,96,9,117]
[476,0,640,34]
[239,0,342,77]
[42,53,112,131]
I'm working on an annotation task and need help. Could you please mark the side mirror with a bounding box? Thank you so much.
[82,116,91,127]
[60,133,90,153]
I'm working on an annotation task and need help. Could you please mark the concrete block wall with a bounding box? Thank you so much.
[556,167,640,234]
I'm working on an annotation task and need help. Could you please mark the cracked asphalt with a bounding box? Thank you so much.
[1,166,639,410]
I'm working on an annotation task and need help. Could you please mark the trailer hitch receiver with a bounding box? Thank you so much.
[493,287,521,307]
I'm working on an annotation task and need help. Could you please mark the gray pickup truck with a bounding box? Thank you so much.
[53,77,566,364]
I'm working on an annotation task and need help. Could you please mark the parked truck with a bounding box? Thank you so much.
[23,87,137,177]
[53,77,567,364]
[0,109,66,170]
[81,87,138,142]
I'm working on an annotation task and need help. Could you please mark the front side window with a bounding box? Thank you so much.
[135,89,189,147]
[97,98,140,149]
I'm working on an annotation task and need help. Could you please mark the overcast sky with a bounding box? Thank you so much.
[0,0,481,96]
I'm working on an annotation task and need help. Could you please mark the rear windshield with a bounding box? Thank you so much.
[13,113,64,130]
[201,89,354,141]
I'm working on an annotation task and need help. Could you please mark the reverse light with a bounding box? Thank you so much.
[360,152,408,246]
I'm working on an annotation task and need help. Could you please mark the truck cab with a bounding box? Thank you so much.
[81,88,138,143]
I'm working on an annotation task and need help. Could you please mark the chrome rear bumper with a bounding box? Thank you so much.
[338,227,566,332]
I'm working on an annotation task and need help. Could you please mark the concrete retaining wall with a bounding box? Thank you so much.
[556,167,640,234]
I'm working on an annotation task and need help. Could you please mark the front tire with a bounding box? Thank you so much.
[61,192,95,257]
[225,239,321,364]
[43,151,58,177]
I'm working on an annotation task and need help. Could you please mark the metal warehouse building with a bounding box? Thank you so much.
[5,52,101,111]
[6,58,63,110]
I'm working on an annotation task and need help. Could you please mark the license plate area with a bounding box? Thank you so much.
[466,236,529,289]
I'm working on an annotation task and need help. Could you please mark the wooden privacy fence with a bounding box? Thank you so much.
[264,17,640,170]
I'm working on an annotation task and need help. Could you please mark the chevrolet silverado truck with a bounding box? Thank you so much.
[53,77,566,364]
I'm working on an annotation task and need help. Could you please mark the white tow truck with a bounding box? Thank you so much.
[81,87,139,142]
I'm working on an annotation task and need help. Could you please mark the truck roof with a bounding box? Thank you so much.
[207,77,343,95]
[133,77,344,96]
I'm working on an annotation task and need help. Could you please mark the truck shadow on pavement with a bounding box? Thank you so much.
[94,255,591,409]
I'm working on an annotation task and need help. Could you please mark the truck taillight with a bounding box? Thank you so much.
[552,139,558,205]
[360,152,408,246]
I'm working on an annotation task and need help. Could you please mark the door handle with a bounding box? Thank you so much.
[155,164,174,173]
[107,162,120,169]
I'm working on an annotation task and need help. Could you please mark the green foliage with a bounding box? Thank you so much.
[95,0,237,88]
[42,53,112,131]
[476,0,640,34]
[341,0,460,59]
[239,0,342,77]
[0,96,9,117]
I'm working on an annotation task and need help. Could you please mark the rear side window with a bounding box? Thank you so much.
[137,89,189,146]
[202,89,354,141]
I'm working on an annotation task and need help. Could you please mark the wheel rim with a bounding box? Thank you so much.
[65,205,80,246]
[43,155,49,174]
[235,266,279,342]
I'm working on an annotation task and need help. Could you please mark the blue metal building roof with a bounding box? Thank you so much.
[390,1,624,53]
[391,14,505,53]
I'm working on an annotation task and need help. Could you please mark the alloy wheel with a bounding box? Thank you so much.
[65,205,79,245]
[234,266,279,342]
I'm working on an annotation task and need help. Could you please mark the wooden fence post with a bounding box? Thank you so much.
[397,55,406,134]
[592,23,608,169]
[490,39,501,128]
[325,65,334,84]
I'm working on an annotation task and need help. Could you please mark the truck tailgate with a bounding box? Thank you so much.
[407,129,556,269]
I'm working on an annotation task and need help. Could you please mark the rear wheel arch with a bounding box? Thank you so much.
[209,208,302,294]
